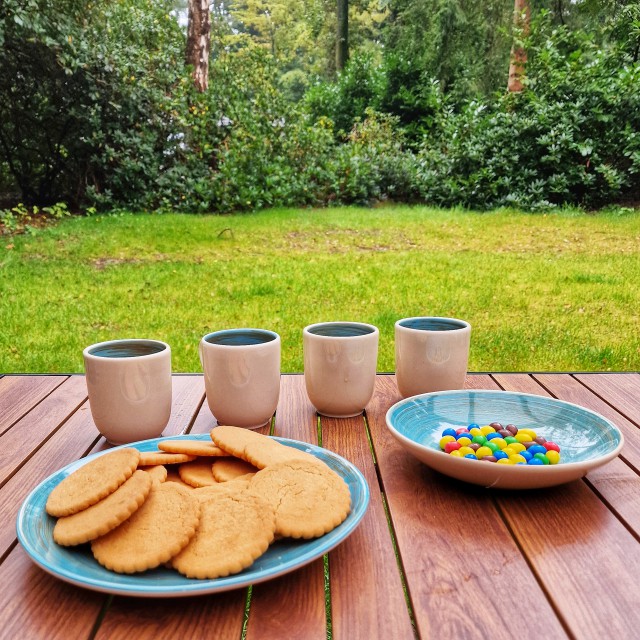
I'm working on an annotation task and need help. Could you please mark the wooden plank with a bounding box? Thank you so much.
[0,546,104,639]
[495,373,640,533]
[489,374,640,635]
[245,374,327,640]
[0,376,88,484]
[95,592,246,640]
[0,375,68,435]
[496,480,640,637]
[367,375,567,639]
[532,373,640,472]
[322,407,415,639]
[575,373,640,425]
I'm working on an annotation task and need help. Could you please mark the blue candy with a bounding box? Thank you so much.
[527,458,544,465]
[441,428,458,438]
[528,445,547,456]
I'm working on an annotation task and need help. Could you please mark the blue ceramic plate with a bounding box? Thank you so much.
[386,390,624,489]
[16,435,369,597]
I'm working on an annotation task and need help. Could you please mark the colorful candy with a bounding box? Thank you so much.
[438,422,561,465]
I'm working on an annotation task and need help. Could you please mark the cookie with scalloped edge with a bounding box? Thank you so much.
[172,491,275,579]
[46,448,140,517]
[249,458,351,539]
[209,425,324,471]
[91,482,200,574]
[178,458,217,488]
[158,439,227,457]
[53,470,152,546]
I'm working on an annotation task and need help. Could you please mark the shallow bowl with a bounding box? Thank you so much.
[385,390,624,489]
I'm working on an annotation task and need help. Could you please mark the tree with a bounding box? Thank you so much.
[336,0,349,71]
[507,0,531,92]
[186,0,211,91]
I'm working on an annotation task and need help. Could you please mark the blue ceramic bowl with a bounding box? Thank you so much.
[386,390,624,489]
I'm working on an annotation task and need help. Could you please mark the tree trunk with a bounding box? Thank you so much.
[186,0,211,92]
[336,0,349,73]
[507,0,530,92]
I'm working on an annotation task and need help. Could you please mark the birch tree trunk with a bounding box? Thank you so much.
[336,0,349,72]
[186,0,211,92]
[507,0,530,92]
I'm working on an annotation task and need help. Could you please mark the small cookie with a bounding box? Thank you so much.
[53,470,152,546]
[91,483,200,574]
[211,457,258,482]
[210,426,323,470]
[46,448,140,517]
[158,440,227,457]
[138,451,196,466]
[165,468,195,489]
[172,491,276,579]
[178,458,217,488]
[249,458,351,539]
[140,465,168,484]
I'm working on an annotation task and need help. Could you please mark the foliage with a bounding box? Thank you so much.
[415,17,640,210]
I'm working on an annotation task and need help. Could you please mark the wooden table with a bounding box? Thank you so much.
[1,372,640,640]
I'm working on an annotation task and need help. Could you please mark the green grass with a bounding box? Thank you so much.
[2,205,639,373]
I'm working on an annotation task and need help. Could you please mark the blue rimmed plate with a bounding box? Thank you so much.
[16,434,369,597]
[386,390,624,489]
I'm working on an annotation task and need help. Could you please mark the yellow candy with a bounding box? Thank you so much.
[509,454,527,464]
[458,446,475,456]
[509,442,526,453]
[546,450,561,464]
[515,433,532,443]
[476,446,493,459]
[480,425,496,435]
[503,445,518,456]
[518,428,538,439]
[469,427,482,437]
[492,438,507,450]
[439,435,455,449]
[449,449,463,457]
[457,436,472,447]
[497,458,515,465]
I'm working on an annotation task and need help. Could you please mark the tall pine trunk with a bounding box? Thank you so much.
[186,0,211,92]
[336,0,349,72]
[507,0,530,92]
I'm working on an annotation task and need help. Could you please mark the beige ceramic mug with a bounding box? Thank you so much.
[83,339,172,445]
[200,328,281,429]
[395,317,471,398]
[303,321,379,417]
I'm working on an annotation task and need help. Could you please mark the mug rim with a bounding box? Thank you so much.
[303,321,379,338]
[83,339,169,360]
[202,328,280,347]
[395,317,470,332]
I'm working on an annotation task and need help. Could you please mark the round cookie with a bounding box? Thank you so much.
[138,451,196,466]
[46,448,140,517]
[249,458,351,539]
[91,482,200,574]
[139,464,168,484]
[210,425,325,470]
[158,440,227,457]
[172,491,276,579]
[211,457,258,482]
[178,458,217,488]
[53,470,153,546]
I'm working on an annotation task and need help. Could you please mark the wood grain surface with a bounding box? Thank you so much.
[1,373,639,640]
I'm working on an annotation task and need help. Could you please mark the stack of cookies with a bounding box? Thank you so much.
[45,426,352,579]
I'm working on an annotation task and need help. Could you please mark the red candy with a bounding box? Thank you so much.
[445,441,462,453]
[543,441,560,452]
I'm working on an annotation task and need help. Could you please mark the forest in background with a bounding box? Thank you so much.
[1,0,639,217]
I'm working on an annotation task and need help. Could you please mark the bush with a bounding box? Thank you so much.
[416,22,640,210]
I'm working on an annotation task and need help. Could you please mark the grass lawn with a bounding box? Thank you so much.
[1,205,639,374]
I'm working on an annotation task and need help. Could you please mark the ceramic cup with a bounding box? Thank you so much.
[303,321,379,418]
[83,339,172,445]
[200,328,281,429]
[395,317,471,398]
